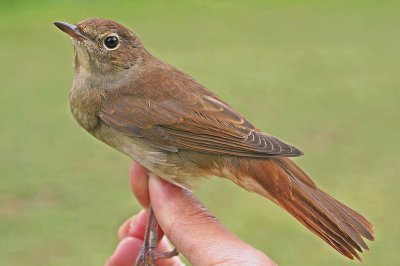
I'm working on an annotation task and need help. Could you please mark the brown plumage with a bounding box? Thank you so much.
[55,18,375,262]
[222,157,374,260]
[99,65,303,158]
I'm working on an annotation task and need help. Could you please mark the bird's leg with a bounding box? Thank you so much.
[135,204,154,266]
[135,204,179,266]
[148,213,179,264]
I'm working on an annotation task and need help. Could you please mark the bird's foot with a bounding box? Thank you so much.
[135,204,179,266]
[136,246,179,266]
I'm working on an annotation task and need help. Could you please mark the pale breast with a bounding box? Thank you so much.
[69,87,102,131]
[69,85,214,189]
[91,121,211,189]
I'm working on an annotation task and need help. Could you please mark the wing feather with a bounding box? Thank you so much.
[99,70,303,158]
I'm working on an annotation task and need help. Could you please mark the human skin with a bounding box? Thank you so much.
[105,161,276,266]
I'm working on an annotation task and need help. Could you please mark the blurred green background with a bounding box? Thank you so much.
[1,0,399,265]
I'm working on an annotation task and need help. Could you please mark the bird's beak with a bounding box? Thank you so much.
[54,21,88,40]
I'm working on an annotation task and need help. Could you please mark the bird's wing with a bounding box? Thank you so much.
[99,88,303,158]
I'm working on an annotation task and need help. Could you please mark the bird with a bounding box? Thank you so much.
[54,18,375,265]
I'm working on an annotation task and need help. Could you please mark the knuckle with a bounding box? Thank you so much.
[204,246,275,266]
[211,251,274,266]
[163,199,221,241]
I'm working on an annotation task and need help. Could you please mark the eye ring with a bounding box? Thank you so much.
[104,35,119,50]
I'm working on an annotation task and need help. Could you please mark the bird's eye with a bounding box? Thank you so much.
[104,36,119,49]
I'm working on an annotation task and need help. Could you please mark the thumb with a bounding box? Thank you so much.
[148,175,276,266]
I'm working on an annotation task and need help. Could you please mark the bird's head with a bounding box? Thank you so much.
[54,18,146,74]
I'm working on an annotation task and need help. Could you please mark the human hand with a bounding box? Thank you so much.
[106,161,276,266]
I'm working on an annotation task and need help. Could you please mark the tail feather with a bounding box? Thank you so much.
[280,192,363,260]
[288,173,368,249]
[228,157,375,260]
[324,192,375,238]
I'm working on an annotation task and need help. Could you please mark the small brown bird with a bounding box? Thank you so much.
[54,18,374,264]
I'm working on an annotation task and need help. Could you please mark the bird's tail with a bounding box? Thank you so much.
[225,157,375,260]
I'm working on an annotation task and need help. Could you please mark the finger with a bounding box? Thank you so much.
[130,161,150,208]
[118,209,165,242]
[106,236,184,266]
[106,237,142,266]
[149,175,276,266]
[155,237,185,266]
[117,216,133,241]
[118,210,147,241]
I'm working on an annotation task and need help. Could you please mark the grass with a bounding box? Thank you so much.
[1,0,399,265]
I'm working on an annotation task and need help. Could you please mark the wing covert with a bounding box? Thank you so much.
[99,88,303,158]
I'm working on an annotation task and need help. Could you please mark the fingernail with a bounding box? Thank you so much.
[129,214,139,230]
[149,173,161,183]
[148,174,183,210]
[128,209,146,235]
[106,237,140,266]
[149,173,173,191]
